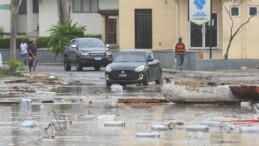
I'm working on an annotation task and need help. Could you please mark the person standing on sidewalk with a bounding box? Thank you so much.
[20,40,28,65]
[27,40,37,75]
[175,37,186,71]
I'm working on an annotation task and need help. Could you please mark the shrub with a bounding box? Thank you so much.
[36,37,49,48]
[48,19,86,58]
[8,60,24,72]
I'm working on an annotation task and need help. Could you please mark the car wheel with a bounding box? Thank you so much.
[94,66,101,71]
[64,57,71,71]
[76,57,83,71]
[143,73,149,86]
[106,82,112,86]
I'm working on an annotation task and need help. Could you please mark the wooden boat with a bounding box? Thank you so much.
[162,81,239,104]
[229,86,259,102]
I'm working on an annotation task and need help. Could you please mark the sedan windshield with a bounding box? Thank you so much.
[113,52,146,62]
[79,39,105,48]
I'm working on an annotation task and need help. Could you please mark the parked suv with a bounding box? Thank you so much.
[63,38,112,71]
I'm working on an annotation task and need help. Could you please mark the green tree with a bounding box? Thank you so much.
[47,19,86,58]
[223,0,254,59]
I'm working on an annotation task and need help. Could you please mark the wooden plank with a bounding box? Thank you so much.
[118,99,169,103]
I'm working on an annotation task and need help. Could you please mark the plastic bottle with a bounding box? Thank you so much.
[19,99,32,112]
[186,126,209,132]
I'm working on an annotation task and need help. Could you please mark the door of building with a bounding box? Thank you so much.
[190,13,218,49]
[135,9,152,49]
[106,16,117,44]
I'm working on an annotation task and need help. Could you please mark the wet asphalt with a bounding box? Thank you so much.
[0,65,259,145]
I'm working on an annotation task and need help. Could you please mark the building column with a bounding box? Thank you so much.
[26,0,34,33]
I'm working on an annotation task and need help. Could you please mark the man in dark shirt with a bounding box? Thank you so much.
[27,40,37,75]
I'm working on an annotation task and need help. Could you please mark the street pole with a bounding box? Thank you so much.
[10,0,19,61]
[209,19,212,59]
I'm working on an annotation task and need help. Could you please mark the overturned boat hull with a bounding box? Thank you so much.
[162,82,238,103]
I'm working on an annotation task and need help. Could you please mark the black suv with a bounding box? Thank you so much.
[63,38,112,71]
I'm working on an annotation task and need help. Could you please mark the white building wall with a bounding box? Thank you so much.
[0,0,11,33]
[39,0,59,36]
[99,0,118,9]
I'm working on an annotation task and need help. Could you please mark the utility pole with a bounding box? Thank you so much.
[10,0,20,60]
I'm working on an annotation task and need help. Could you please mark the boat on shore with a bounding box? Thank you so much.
[162,81,239,103]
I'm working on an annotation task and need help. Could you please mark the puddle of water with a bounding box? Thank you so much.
[0,104,258,145]
[51,85,162,98]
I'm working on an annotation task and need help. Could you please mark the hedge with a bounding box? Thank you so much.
[0,34,101,49]
[0,37,29,49]
[35,36,49,48]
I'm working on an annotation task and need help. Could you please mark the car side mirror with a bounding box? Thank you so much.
[148,57,154,62]
[71,44,77,48]
[106,44,110,48]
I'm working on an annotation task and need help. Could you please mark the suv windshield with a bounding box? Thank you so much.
[79,39,105,48]
[113,52,146,62]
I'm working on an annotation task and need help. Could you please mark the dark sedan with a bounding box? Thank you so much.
[105,50,162,86]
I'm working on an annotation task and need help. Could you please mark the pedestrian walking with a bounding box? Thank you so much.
[27,40,37,75]
[20,40,28,65]
[175,37,186,71]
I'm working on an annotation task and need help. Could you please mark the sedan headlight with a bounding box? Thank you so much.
[81,51,89,56]
[135,65,145,72]
[105,66,112,72]
[106,51,112,56]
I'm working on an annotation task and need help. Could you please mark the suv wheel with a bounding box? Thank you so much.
[76,57,83,71]
[94,66,101,71]
[64,57,71,71]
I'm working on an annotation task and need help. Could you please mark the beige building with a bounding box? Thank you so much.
[1,0,258,59]
[99,0,259,59]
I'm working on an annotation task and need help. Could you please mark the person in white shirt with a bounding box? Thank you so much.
[20,40,28,65]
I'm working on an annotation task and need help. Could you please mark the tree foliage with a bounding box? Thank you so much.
[47,19,86,58]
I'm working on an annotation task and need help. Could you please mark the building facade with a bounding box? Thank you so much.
[0,0,258,59]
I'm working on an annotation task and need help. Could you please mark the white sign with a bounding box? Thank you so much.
[189,0,211,25]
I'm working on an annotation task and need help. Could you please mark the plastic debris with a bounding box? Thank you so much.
[200,121,221,127]
[136,132,160,138]
[151,124,169,131]
[19,99,32,112]
[220,123,239,133]
[167,121,185,130]
[98,115,115,127]
[41,100,54,103]
[48,75,56,80]
[186,126,209,132]
[111,84,123,93]
[20,120,39,128]
[240,127,259,134]
[104,121,125,127]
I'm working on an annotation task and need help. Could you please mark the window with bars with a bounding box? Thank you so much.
[249,6,258,16]
[19,0,27,15]
[73,0,98,13]
[231,6,239,17]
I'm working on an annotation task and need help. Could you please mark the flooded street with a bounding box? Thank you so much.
[0,65,259,146]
